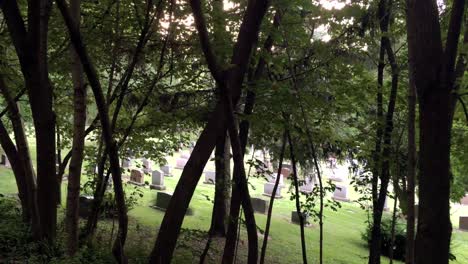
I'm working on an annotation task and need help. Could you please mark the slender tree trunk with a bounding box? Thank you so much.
[0,76,40,237]
[55,1,129,261]
[222,74,258,264]
[0,120,29,220]
[259,130,287,264]
[56,122,62,205]
[389,197,398,264]
[369,1,398,263]
[149,0,270,262]
[210,132,231,237]
[28,0,58,242]
[65,0,87,255]
[287,130,308,264]
[405,64,416,264]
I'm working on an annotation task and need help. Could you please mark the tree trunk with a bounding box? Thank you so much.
[55,1,129,261]
[405,63,416,264]
[406,1,465,263]
[65,0,87,255]
[259,131,286,264]
[369,1,397,263]
[0,120,29,221]
[27,0,58,242]
[389,197,398,264]
[287,130,308,264]
[0,76,40,237]
[149,0,270,262]
[210,132,231,237]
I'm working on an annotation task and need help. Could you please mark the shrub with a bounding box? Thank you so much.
[362,216,407,261]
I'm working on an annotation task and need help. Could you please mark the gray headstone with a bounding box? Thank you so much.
[268,174,284,186]
[79,195,94,218]
[251,197,269,214]
[122,158,131,168]
[4,156,11,168]
[180,151,190,159]
[263,182,282,198]
[142,158,152,174]
[153,192,193,215]
[150,170,166,190]
[129,169,145,186]
[332,184,350,202]
[459,216,468,231]
[204,171,216,184]
[299,180,314,194]
[175,158,188,169]
[161,165,172,177]
[291,211,309,225]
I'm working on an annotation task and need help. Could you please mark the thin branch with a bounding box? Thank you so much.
[0,87,27,118]
[189,0,223,83]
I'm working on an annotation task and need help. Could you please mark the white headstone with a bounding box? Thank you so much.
[268,174,284,186]
[142,158,152,173]
[332,184,350,202]
[150,170,166,190]
[175,158,188,169]
[161,165,172,177]
[263,182,282,198]
[204,171,216,184]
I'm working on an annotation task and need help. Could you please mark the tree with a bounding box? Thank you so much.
[405,0,466,263]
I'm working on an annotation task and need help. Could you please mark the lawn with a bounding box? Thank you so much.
[1,150,467,263]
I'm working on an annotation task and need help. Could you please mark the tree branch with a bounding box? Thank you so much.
[189,0,223,83]
[443,0,466,84]
[0,87,27,118]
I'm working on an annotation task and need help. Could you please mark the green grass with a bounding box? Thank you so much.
[1,150,468,263]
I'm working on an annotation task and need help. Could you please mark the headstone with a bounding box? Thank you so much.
[291,211,309,225]
[4,156,11,168]
[299,179,314,194]
[460,194,468,205]
[268,173,284,186]
[0,154,6,165]
[122,158,131,168]
[175,158,188,169]
[332,184,350,202]
[78,195,94,218]
[204,171,216,184]
[263,182,282,198]
[161,165,172,177]
[180,151,190,159]
[459,216,468,231]
[251,197,269,214]
[150,170,166,190]
[281,167,291,178]
[384,196,390,211]
[329,173,343,182]
[152,192,193,215]
[129,169,145,186]
[142,158,152,174]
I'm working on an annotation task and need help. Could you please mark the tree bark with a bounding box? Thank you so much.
[287,130,308,264]
[55,0,130,262]
[369,1,398,263]
[259,131,286,264]
[0,76,40,237]
[406,0,466,263]
[405,61,416,264]
[210,132,231,237]
[149,0,270,262]
[27,0,58,242]
[65,0,87,255]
